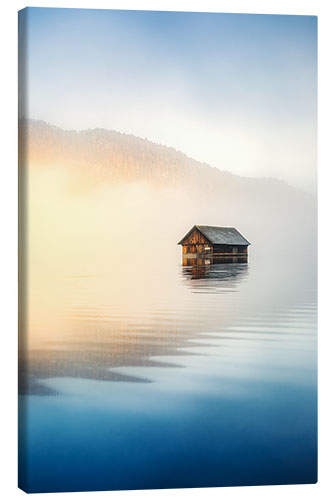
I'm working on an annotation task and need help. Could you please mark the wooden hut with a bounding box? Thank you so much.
[178,225,250,261]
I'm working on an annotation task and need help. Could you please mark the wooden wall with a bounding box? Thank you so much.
[181,228,211,255]
[212,245,248,255]
[180,228,248,260]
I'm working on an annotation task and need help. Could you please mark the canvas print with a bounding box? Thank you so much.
[18,8,317,493]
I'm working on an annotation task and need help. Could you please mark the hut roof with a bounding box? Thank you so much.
[178,225,251,246]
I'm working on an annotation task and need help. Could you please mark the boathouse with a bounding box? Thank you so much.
[178,225,251,259]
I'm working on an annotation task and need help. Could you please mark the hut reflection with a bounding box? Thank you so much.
[182,256,248,288]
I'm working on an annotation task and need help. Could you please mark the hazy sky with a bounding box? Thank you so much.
[19,8,317,193]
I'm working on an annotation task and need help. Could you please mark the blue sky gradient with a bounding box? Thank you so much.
[19,8,317,192]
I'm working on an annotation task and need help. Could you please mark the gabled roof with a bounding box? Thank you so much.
[178,225,251,246]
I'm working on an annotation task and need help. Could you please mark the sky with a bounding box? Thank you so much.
[19,8,317,193]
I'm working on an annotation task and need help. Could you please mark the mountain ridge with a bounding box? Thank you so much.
[19,118,309,199]
[18,118,317,254]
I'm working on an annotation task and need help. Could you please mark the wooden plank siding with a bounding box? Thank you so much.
[181,227,212,256]
[179,225,250,263]
[181,229,248,257]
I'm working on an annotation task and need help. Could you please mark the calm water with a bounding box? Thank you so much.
[18,252,317,492]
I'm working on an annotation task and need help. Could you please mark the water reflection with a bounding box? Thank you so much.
[19,320,202,395]
[20,260,252,396]
[182,255,248,268]
[19,253,317,491]
[182,258,248,284]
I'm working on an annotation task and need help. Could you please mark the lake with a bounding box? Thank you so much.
[18,250,317,492]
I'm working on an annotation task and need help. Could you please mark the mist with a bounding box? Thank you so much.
[19,119,316,349]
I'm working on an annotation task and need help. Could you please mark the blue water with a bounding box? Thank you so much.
[18,253,317,492]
